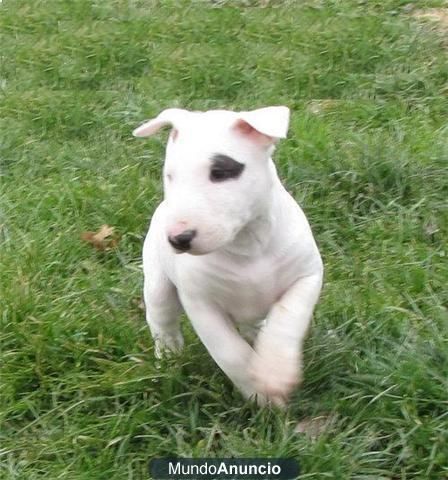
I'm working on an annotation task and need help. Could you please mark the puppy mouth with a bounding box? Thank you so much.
[175,247,209,256]
[171,245,191,254]
[170,243,205,255]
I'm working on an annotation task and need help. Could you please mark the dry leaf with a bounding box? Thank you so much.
[81,224,118,251]
[131,297,146,311]
[424,218,440,242]
[307,99,340,115]
[295,415,335,439]
[411,8,448,31]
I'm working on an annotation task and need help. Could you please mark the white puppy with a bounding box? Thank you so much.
[133,106,323,406]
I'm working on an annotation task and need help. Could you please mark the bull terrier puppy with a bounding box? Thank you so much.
[133,106,323,406]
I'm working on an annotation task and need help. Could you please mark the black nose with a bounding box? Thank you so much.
[168,229,197,251]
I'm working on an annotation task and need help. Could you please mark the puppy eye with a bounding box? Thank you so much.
[210,168,233,182]
[209,154,245,183]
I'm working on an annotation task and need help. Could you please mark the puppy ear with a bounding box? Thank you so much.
[132,108,187,138]
[234,106,290,143]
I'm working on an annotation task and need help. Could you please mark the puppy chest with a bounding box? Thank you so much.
[186,257,295,323]
[222,278,280,323]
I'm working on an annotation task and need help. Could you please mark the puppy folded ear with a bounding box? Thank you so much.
[132,108,187,138]
[234,106,290,143]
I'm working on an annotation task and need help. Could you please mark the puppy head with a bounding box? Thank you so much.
[133,106,290,255]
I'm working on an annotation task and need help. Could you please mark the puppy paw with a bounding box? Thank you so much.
[154,333,184,359]
[249,351,301,407]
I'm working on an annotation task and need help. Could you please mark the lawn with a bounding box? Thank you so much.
[1,0,447,478]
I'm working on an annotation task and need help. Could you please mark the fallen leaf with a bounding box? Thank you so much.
[81,224,118,251]
[295,414,335,439]
[411,8,448,32]
[307,99,340,115]
[425,219,439,235]
[131,297,146,311]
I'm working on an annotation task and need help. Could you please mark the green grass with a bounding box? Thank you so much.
[1,0,447,478]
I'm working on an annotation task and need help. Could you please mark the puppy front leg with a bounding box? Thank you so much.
[144,276,183,358]
[180,297,267,403]
[250,272,323,406]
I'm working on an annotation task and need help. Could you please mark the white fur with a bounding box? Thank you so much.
[134,106,323,406]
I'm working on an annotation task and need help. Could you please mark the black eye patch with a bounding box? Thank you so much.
[209,154,245,183]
